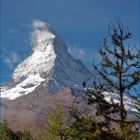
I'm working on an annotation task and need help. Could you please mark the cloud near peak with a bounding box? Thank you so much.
[32,19,47,29]
[68,46,86,61]
[31,19,55,47]
[3,51,21,69]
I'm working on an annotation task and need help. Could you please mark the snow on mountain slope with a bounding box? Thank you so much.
[1,75,45,100]
[1,19,92,99]
[13,20,92,86]
[103,92,137,112]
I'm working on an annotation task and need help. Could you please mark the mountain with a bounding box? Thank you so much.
[0,20,137,134]
[1,20,92,100]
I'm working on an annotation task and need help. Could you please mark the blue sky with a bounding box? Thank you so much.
[0,0,139,84]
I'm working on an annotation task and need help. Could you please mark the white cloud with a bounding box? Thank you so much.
[32,19,46,29]
[4,52,21,69]
[68,46,86,60]
[30,19,55,49]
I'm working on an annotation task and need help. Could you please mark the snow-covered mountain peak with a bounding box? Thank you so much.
[31,19,57,52]
[10,20,92,93]
[30,20,68,54]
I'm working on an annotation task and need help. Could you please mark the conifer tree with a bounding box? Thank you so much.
[40,106,70,140]
[85,18,139,130]
[21,129,33,140]
[0,120,19,140]
[0,120,11,140]
[0,121,33,140]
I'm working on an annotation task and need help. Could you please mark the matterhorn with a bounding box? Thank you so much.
[0,20,136,133]
[1,20,92,100]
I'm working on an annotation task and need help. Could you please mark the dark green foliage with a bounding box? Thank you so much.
[68,106,117,140]
[38,106,103,140]
[41,106,70,140]
[68,107,138,140]
[121,124,138,140]
[0,120,33,140]
[0,120,18,140]
[21,129,33,140]
[37,106,138,140]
